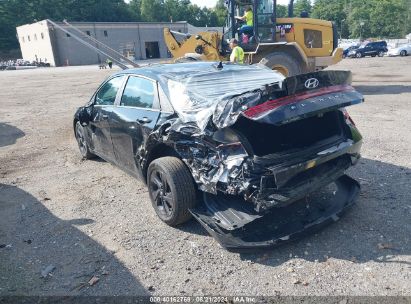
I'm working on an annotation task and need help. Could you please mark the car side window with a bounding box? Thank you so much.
[120,76,156,109]
[95,76,125,106]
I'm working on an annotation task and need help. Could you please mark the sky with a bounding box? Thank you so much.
[190,0,291,8]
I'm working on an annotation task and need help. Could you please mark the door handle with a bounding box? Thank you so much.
[137,117,152,124]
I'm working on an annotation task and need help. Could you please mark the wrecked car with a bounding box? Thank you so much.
[74,62,364,249]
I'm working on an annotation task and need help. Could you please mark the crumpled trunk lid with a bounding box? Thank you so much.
[241,70,364,126]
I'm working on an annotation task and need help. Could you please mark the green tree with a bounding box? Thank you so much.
[345,0,408,39]
[276,4,288,18]
[312,0,410,39]
[215,0,227,26]
[294,0,311,17]
[140,0,165,22]
[128,0,142,21]
[312,0,348,38]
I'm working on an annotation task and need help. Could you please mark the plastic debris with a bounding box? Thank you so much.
[88,276,100,286]
[41,265,56,278]
[377,243,394,249]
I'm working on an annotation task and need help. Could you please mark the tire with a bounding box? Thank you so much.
[356,52,363,58]
[400,50,407,57]
[75,121,94,159]
[371,54,376,57]
[147,157,197,226]
[378,51,385,57]
[259,52,303,77]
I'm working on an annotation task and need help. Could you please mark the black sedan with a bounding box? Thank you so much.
[74,62,364,249]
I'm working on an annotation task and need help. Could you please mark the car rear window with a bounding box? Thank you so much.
[168,66,283,105]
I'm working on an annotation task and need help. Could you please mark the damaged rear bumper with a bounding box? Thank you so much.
[190,175,360,250]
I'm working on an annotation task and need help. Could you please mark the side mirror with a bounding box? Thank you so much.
[78,107,91,126]
[195,35,202,40]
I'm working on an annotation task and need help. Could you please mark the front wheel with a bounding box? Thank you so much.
[356,52,363,58]
[259,52,303,77]
[400,50,407,56]
[148,157,197,226]
[75,121,94,159]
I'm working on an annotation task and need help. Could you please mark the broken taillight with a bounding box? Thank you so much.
[243,85,355,119]
[342,108,356,126]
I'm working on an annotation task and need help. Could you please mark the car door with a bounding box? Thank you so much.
[362,43,373,56]
[110,75,161,178]
[89,75,125,162]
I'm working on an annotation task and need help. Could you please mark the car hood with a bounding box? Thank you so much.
[163,69,363,133]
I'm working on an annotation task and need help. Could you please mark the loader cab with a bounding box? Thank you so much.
[225,0,277,50]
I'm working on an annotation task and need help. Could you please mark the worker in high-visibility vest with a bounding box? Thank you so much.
[106,58,113,69]
[229,38,244,64]
[236,6,254,39]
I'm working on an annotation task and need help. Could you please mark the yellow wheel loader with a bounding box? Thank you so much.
[164,0,343,76]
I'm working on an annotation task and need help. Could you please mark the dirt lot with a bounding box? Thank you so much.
[0,57,410,297]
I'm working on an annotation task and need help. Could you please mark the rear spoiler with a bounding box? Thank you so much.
[243,71,364,125]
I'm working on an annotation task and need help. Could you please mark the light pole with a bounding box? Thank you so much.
[360,21,365,41]
[340,19,346,41]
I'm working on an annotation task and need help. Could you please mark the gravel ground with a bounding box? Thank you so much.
[0,57,410,297]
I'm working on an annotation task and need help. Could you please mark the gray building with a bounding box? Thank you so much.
[16,20,189,67]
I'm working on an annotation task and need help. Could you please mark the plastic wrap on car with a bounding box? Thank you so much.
[163,64,284,131]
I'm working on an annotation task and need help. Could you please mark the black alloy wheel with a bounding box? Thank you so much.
[75,121,94,159]
[148,157,196,226]
[150,169,174,220]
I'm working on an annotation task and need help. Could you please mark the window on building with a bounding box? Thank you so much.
[22,36,25,43]
[86,31,91,36]
[34,34,37,41]
[41,33,44,39]
[104,30,108,37]
[304,29,323,48]
[66,33,71,38]
[28,35,31,42]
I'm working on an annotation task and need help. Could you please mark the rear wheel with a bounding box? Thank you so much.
[400,50,407,56]
[147,157,197,226]
[378,51,385,57]
[75,121,94,159]
[259,52,303,77]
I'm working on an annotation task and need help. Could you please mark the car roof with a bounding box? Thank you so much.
[112,62,273,83]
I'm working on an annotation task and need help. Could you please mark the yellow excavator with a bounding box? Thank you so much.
[164,0,343,76]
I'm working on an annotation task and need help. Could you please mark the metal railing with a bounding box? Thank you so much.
[47,19,139,70]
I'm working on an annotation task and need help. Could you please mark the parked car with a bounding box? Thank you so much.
[74,62,364,249]
[348,41,388,58]
[387,44,411,57]
[342,45,359,58]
